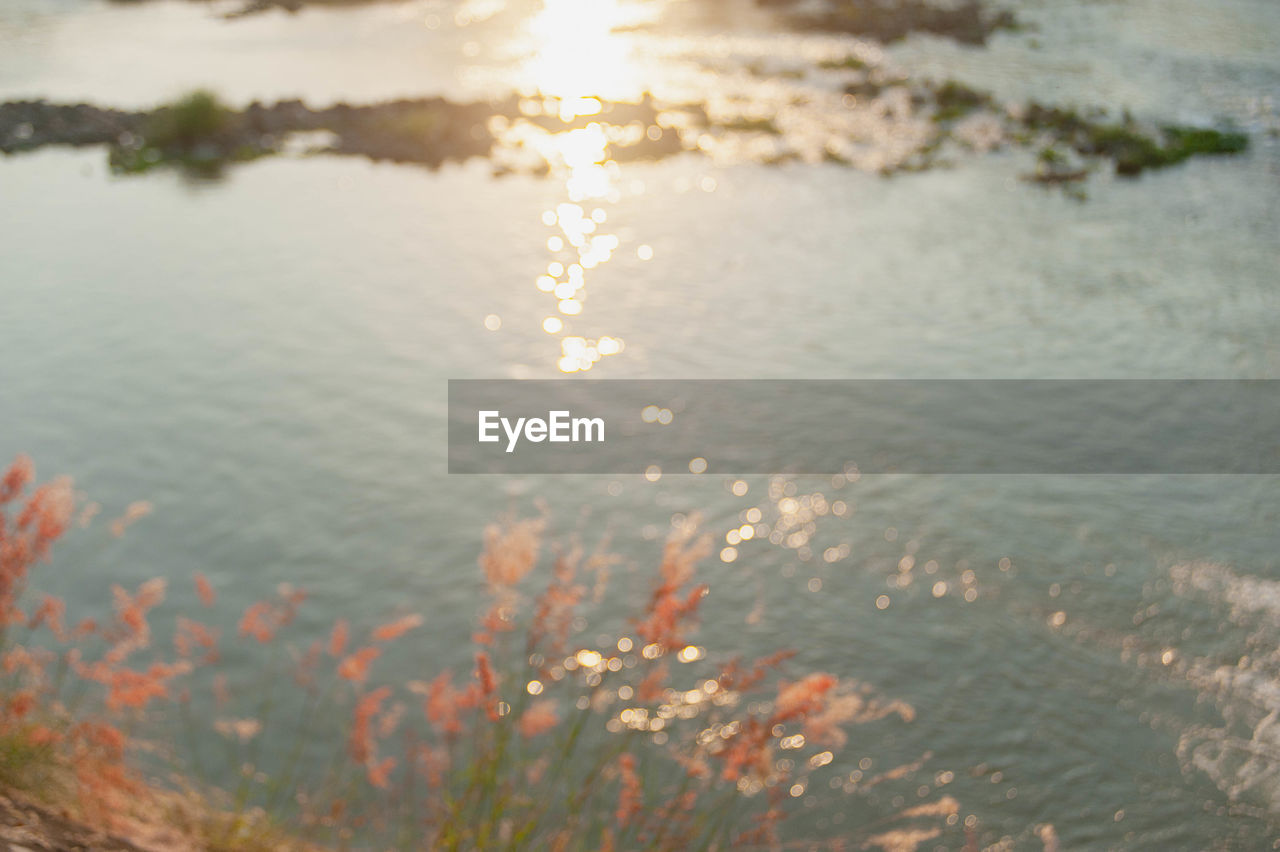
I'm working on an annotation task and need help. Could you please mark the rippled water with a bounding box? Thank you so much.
[2,0,1279,847]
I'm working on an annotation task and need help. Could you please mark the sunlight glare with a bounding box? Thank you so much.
[524,0,640,104]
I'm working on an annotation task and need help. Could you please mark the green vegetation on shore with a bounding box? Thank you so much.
[931,79,992,122]
[144,90,231,148]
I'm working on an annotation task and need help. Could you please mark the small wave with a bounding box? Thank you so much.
[1167,562,1280,814]
[1169,561,1280,625]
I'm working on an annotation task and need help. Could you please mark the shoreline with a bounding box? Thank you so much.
[0,86,1249,186]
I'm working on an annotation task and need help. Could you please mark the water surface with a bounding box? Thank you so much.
[2,0,1279,847]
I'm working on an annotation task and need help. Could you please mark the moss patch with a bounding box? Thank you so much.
[1081,122,1248,175]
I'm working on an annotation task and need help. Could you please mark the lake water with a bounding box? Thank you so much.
[2,0,1279,847]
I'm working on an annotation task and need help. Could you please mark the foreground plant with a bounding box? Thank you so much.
[0,455,981,850]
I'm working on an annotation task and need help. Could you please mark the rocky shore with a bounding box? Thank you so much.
[0,94,506,175]
[760,0,1017,45]
[121,0,1020,44]
[0,84,1248,186]
[0,93,694,177]
[0,792,148,852]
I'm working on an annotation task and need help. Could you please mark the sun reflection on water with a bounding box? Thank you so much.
[528,125,627,372]
[533,139,618,363]
[525,128,630,373]
[485,0,950,371]
[499,0,668,372]
[522,0,647,103]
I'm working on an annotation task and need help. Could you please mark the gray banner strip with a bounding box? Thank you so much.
[447,380,1280,474]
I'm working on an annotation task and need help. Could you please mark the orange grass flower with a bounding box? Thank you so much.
[366,756,396,789]
[420,670,464,735]
[517,698,559,738]
[615,753,643,828]
[29,594,66,640]
[350,686,391,764]
[1,461,74,626]
[238,601,274,643]
[479,517,544,588]
[474,651,499,719]
[5,690,37,720]
[329,618,349,657]
[96,661,189,711]
[773,673,838,723]
[371,613,423,642]
[0,454,34,504]
[173,616,220,664]
[338,646,381,683]
[634,529,712,650]
[528,549,586,656]
[193,571,216,607]
[238,586,305,644]
[2,645,49,678]
[108,500,152,537]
